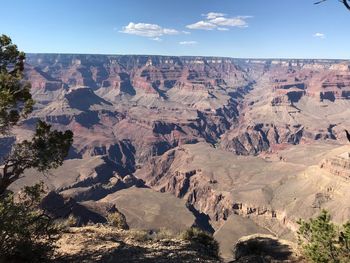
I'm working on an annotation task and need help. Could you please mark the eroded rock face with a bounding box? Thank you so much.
[17,56,350,228]
[232,234,303,263]
[21,55,350,163]
[6,55,350,261]
[21,54,256,172]
[136,143,350,242]
[218,60,350,155]
[320,152,350,179]
[41,191,123,226]
[221,124,305,156]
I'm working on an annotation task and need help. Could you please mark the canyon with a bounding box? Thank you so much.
[4,54,350,261]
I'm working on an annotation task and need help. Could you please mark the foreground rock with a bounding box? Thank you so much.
[232,234,304,263]
[214,215,271,261]
[53,226,221,263]
[52,226,303,263]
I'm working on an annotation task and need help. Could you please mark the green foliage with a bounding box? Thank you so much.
[107,211,129,230]
[9,120,73,171]
[0,34,74,261]
[297,210,350,262]
[181,227,220,258]
[0,183,59,262]
[0,34,34,133]
[0,118,73,196]
[339,222,350,261]
[0,34,73,196]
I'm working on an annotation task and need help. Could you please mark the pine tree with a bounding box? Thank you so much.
[298,210,350,262]
[0,34,73,195]
[0,34,73,261]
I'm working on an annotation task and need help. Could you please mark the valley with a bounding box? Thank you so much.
[5,54,350,261]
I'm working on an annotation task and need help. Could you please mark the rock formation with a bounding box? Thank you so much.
[3,54,350,261]
[320,151,350,179]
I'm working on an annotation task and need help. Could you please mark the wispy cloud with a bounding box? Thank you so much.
[121,22,179,39]
[187,13,252,31]
[217,27,229,31]
[203,12,226,20]
[313,32,326,39]
[179,41,198,45]
[186,21,217,30]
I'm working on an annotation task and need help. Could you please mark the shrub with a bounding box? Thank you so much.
[55,214,78,231]
[107,211,128,230]
[154,228,175,240]
[0,34,73,261]
[181,227,219,258]
[0,183,59,262]
[128,229,152,242]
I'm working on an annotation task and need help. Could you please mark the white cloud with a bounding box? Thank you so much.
[186,21,217,30]
[313,32,325,39]
[203,12,226,20]
[209,17,248,27]
[152,37,162,41]
[217,27,229,31]
[121,22,179,38]
[179,41,198,45]
[186,13,252,31]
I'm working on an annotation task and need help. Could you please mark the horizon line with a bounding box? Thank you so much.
[25,52,350,62]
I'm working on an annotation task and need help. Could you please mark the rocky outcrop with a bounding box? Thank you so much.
[53,226,221,263]
[273,82,306,104]
[221,124,304,156]
[232,234,303,263]
[25,54,248,95]
[320,152,350,179]
[142,159,293,234]
[64,87,113,111]
[8,55,350,263]
[137,148,234,227]
[79,140,136,176]
[136,146,291,233]
[21,54,350,165]
[136,142,350,246]
[40,191,126,226]
[23,54,255,173]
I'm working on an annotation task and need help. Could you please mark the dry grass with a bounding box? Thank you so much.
[52,225,221,263]
[107,211,128,230]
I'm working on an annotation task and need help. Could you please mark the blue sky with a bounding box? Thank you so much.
[1,0,349,59]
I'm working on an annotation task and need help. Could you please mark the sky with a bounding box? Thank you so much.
[1,0,350,59]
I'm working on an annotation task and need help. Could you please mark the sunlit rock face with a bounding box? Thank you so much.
[10,55,350,262]
[23,55,350,161]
